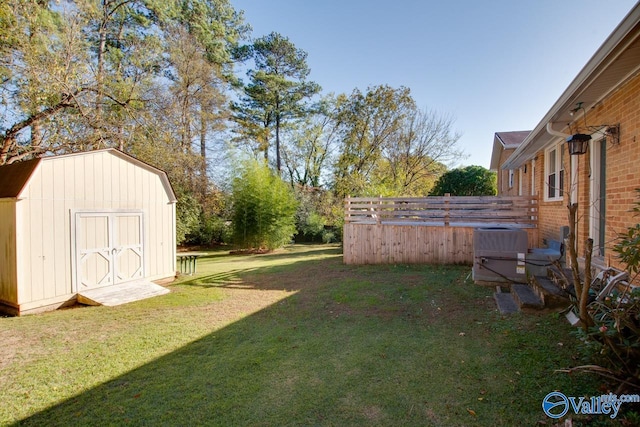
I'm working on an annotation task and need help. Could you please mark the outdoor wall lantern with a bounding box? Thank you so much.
[566,133,591,155]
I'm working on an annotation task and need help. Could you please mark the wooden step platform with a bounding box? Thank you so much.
[77,281,170,307]
[531,275,571,308]
[494,290,520,314]
[511,284,545,310]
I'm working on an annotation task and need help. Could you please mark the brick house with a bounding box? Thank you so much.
[490,131,531,196]
[494,3,640,273]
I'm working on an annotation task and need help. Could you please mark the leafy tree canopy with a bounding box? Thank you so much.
[429,165,496,196]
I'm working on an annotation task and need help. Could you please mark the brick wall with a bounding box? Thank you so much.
[497,148,533,196]
[534,71,640,270]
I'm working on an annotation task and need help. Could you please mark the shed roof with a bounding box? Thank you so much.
[0,158,41,198]
[0,149,177,202]
[502,2,640,169]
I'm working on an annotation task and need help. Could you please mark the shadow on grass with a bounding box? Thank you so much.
[13,245,595,426]
[175,245,342,289]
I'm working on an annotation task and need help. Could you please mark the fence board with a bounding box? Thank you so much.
[343,195,538,265]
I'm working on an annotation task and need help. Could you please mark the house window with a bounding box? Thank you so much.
[545,143,564,201]
[518,168,523,196]
[508,169,514,188]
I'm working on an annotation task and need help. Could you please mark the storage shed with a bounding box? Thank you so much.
[0,149,177,315]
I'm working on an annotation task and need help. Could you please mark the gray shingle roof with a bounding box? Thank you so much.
[495,131,531,149]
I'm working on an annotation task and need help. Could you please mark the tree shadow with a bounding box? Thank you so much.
[14,245,362,426]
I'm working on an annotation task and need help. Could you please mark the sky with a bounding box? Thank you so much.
[230,0,638,169]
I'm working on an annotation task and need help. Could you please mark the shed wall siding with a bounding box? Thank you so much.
[15,150,175,307]
[0,200,17,304]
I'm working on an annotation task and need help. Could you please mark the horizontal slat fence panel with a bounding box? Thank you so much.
[345,195,537,227]
[343,195,538,265]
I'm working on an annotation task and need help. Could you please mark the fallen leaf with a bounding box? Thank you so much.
[467,408,477,417]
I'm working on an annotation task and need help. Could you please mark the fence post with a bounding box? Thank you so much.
[444,193,450,226]
[345,195,350,223]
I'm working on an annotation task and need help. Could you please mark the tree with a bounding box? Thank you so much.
[231,159,298,251]
[332,85,464,197]
[232,32,320,171]
[380,108,463,195]
[429,165,496,196]
[281,94,340,188]
[0,0,91,164]
[333,85,414,197]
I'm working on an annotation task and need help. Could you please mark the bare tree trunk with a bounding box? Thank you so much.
[581,238,594,328]
[199,111,208,204]
[568,202,594,329]
[568,203,583,298]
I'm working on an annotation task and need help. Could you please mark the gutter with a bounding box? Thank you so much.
[546,123,570,139]
[501,3,640,170]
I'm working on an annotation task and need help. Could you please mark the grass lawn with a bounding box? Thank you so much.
[0,244,616,426]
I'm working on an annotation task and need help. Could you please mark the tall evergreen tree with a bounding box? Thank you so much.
[232,32,320,172]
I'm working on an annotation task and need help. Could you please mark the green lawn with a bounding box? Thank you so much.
[0,244,613,426]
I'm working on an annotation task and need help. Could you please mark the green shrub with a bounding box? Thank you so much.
[231,159,298,250]
[572,189,640,393]
[186,214,232,247]
[176,191,202,245]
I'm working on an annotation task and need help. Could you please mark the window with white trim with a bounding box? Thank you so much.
[518,168,523,196]
[508,169,514,188]
[545,143,564,201]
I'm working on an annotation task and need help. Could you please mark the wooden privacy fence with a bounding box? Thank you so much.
[343,195,538,265]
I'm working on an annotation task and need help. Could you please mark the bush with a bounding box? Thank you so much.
[572,189,640,393]
[176,191,202,245]
[231,159,298,250]
[186,214,232,247]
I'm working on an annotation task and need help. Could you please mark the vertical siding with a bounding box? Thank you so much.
[0,200,17,304]
[344,223,538,265]
[15,150,176,308]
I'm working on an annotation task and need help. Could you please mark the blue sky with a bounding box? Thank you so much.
[231,0,638,169]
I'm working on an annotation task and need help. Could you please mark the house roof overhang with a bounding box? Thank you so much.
[490,131,531,170]
[502,3,640,170]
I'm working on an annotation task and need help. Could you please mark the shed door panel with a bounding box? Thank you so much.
[113,214,143,283]
[75,212,144,291]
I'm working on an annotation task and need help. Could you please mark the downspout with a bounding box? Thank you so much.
[546,122,571,139]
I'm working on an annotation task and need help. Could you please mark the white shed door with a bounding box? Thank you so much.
[75,212,144,291]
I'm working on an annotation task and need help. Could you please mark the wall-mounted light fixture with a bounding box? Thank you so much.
[566,133,591,155]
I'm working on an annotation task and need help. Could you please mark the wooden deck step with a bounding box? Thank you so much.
[547,266,579,297]
[531,276,571,309]
[77,281,170,307]
[494,291,520,314]
[511,284,544,310]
